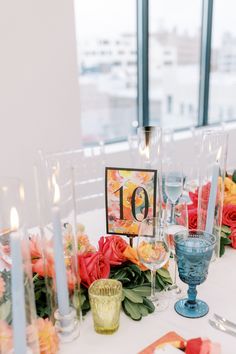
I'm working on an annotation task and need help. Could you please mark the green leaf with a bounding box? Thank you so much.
[143,298,155,313]
[132,286,151,297]
[156,275,165,288]
[222,237,232,245]
[144,271,151,283]
[138,303,149,317]
[0,300,11,322]
[220,235,231,257]
[123,288,143,303]
[232,170,236,183]
[123,298,142,321]
[221,225,231,235]
[157,268,171,279]
[129,264,142,275]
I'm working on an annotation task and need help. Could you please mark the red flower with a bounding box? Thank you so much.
[188,208,198,230]
[222,204,236,228]
[189,183,213,210]
[200,182,211,209]
[78,252,110,288]
[98,236,128,265]
[230,229,236,249]
[32,257,54,278]
[189,190,198,208]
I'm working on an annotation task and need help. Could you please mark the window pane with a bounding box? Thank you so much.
[209,0,236,124]
[74,0,137,144]
[149,0,202,130]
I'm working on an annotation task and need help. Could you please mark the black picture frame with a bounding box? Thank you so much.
[105,167,157,237]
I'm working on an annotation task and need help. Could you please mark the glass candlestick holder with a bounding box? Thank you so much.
[137,126,163,213]
[35,151,81,344]
[197,130,228,259]
[0,178,39,353]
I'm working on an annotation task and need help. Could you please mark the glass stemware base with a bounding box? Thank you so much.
[150,289,169,312]
[174,298,209,318]
[167,283,183,299]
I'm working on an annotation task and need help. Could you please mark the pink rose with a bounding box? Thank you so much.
[222,205,236,228]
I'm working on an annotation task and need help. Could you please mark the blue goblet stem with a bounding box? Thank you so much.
[186,285,197,309]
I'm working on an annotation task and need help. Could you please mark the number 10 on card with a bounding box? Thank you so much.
[105,167,157,237]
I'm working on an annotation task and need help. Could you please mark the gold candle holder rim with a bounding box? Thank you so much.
[89,279,122,298]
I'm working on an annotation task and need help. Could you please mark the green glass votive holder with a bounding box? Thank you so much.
[88,279,122,334]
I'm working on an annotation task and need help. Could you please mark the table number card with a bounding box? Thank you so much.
[105,167,157,237]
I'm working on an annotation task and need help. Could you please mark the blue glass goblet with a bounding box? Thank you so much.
[174,230,216,318]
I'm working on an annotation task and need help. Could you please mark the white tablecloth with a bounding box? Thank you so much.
[59,209,236,354]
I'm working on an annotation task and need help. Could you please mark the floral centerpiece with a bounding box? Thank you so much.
[71,226,172,321]
[33,226,171,322]
[0,225,172,353]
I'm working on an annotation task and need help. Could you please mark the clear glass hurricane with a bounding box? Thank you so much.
[137,217,170,311]
[174,229,216,318]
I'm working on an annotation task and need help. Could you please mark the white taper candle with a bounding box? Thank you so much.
[205,148,221,234]
[10,207,27,354]
[52,183,70,316]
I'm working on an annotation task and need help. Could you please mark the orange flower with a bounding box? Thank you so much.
[123,245,147,271]
[0,275,5,299]
[224,177,236,205]
[36,318,59,354]
[135,171,153,184]
[0,320,12,353]
[29,235,42,260]
[77,234,96,255]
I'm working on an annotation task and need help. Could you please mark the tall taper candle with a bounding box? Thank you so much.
[52,183,70,316]
[205,155,220,234]
[10,207,27,354]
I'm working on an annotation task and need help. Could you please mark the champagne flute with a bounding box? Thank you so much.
[163,162,184,224]
[137,217,170,311]
[164,198,188,298]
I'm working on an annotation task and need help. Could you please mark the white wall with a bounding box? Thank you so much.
[0,0,81,225]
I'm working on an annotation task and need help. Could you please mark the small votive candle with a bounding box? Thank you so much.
[88,279,122,335]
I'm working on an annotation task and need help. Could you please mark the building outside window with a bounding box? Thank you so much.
[74,0,236,145]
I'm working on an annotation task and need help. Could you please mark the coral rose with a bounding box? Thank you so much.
[222,205,236,228]
[188,208,198,230]
[32,256,54,278]
[78,252,110,288]
[98,235,128,265]
[229,229,236,249]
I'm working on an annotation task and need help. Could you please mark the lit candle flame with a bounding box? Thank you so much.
[216,146,222,162]
[53,182,60,204]
[10,207,19,231]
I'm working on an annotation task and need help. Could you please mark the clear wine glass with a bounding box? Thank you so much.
[163,162,184,224]
[137,217,170,311]
[164,198,188,299]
